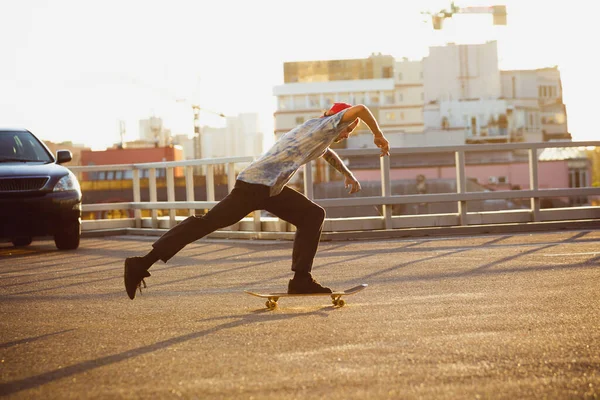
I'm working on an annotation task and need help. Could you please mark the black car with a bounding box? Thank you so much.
[0,129,82,249]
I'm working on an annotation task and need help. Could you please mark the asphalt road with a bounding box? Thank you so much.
[1,230,599,399]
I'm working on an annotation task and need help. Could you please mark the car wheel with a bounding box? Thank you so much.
[54,221,81,250]
[12,237,33,247]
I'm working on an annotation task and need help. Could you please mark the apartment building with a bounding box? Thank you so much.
[274,42,570,147]
[139,117,172,147]
[501,66,570,141]
[273,53,425,148]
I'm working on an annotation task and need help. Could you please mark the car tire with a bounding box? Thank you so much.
[12,237,33,247]
[54,221,81,250]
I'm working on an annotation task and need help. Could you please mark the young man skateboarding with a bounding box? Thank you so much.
[124,102,390,299]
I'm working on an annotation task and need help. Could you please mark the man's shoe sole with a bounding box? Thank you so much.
[124,260,137,300]
[124,259,150,300]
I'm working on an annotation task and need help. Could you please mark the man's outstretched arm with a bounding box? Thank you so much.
[341,104,390,157]
[322,148,361,194]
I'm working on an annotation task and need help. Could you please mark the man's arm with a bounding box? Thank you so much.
[341,104,390,157]
[322,148,361,194]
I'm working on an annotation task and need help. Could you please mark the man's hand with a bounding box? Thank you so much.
[374,136,390,157]
[345,175,361,194]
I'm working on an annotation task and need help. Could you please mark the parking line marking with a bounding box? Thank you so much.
[543,252,600,257]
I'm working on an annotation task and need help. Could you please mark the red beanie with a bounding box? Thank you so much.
[327,102,352,115]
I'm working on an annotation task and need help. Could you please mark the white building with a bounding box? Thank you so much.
[273,42,569,148]
[138,117,171,146]
[423,41,571,144]
[172,113,264,161]
[501,67,570,141]
[424,41,502,102]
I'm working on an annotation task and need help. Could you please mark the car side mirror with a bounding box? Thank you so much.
[56,150,73,164]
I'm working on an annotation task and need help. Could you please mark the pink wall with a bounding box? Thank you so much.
[354,160,571,189]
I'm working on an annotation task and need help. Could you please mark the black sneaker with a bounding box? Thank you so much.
[288,276,332,294]
[124,257,151,300]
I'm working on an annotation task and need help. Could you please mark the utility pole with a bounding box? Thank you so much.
[192,105,202,160]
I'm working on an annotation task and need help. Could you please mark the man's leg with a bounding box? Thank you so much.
[151,183,265,263]
[124,180,269,299]
[263,186,330,293]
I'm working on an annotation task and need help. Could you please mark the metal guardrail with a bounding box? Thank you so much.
[69,142,600,239]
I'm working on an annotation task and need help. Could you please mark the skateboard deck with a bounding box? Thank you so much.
[245,284,367,309]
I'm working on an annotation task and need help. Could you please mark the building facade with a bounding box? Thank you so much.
[139,117,172,147]
[274,42,570,148]
[169,113,264,162]
[80,145,185,180]
[500,67,570,141]
[273,54,425,145]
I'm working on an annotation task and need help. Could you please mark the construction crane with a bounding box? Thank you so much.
[175,98,226,162]
[423,2,507,30]
[124,76,227,161]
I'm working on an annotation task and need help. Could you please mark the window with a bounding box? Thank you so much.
[295,117,305,124]
[386,112,396,121]
[308,95,320,108]
[383,91,394,105]
[397,72,403,81]
[368,92,380,105]
[382,66,393,78]
[324,95,335,108]
[278,96,291,110]
[293,95,306,109]
[338,93,351,104]
[397,93,403,102]
[442,116,450,129]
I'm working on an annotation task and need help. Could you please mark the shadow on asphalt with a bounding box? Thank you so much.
[0,329,76,350]
[1,231,598,299]
[0,308,332,396]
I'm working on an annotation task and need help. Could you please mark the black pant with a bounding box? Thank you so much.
[151,180,326,273]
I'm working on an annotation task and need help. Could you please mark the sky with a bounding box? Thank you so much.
[1,0,598,150]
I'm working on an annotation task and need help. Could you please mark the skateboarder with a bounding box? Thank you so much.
[124,102,390,299]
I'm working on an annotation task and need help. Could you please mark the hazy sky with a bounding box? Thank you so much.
[1,0,598,150]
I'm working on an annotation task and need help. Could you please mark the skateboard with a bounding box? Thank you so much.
[245,284,367,310]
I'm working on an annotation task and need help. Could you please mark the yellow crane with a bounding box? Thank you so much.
[423,2,507,30]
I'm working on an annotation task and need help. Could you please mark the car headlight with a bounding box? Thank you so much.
[53,171,81,193]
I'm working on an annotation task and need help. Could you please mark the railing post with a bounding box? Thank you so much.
[227,163,236,192]
[149,168,158,228]
[380,155,392,229]
[185,166,195,217]
[206,164,215,202]
[253,210,262,233]
[304,162,314,199]
[226,162,241,232]
[133,168,141,228]
[455,151,467,225]
[167,167,176,228]
[529,148,541,222]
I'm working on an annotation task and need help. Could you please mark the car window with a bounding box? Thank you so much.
[0,131,53,162]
